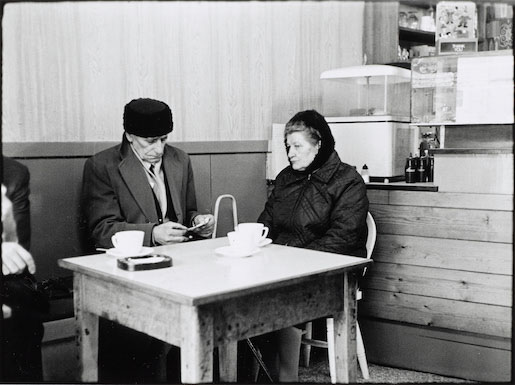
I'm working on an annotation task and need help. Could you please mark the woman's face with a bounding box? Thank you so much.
[285,131,320,171]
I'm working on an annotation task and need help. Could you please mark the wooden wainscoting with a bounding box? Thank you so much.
[360,189,513,382]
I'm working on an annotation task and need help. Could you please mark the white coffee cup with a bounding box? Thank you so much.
[236,223,269,245]
[111,230,144,255]
[227,231,256,255]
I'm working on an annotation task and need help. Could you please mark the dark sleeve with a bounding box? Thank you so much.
[6,162,31,251]
[257,184,275,239]
[81,157,155,249]
[304,175,369,257]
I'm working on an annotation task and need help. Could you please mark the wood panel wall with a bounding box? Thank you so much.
[360,189,513,381]
[363,1,399,64]
[2,1,364,143]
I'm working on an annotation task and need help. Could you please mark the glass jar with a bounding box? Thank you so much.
[399,11,408,28]
[407,12,419,30]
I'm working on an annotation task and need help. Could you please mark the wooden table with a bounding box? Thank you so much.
[58,237,371,383]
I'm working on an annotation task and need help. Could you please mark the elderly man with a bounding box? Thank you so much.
[82,98,214,247]
[81,98,215,382]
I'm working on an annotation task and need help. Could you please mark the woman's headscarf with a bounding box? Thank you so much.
[285,109,335,174]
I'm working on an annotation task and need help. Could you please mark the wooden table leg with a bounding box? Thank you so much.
[219,341,238,382]
[74,274,99,382]
[180,305,214,383]
[333,272,358,384]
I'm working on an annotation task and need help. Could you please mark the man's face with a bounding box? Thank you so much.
[126,133,168,164]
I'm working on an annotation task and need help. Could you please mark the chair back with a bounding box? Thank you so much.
[362,212,376,278]
[212,194,238,239]
[365,212,376,260]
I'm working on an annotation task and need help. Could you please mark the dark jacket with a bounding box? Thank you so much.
[2,156,31,251]
[81,136,199,249]
[258,151,368,257]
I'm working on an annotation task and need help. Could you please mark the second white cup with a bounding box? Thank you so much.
[236,223,269,245]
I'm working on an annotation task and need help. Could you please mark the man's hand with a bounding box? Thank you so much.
[191,214,215,238]
[152,221,189,245]
[2,242,36,275]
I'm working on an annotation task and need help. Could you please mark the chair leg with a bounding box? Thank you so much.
[302,322,313,367]
[356,322,370,380]
[326,318,336,384]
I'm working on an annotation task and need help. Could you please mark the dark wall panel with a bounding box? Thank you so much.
[190,154,212,214]
[17,158,87,280]
[210,153,268,238]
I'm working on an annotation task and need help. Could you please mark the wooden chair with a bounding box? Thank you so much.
[301,212,376,382]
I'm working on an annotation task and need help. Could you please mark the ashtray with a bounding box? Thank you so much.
[117,254,173,271]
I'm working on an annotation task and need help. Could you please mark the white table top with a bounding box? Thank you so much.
[59,237,371,306]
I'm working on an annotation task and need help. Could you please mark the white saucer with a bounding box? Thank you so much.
[215,246,260,259]
[106,246,154,258]
[258,238,272,247]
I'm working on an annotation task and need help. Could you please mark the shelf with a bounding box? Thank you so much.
[399,27,435,45]
[386,61,411,69]
[410,121,514,126]
[366,181,438,192]
[430,148,513,155]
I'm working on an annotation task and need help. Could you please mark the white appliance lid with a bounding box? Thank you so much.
[321,65,411,83]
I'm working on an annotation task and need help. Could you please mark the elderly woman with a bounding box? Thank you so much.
[256,109,369,381]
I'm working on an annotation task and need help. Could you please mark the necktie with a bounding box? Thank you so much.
[149,164,167,220]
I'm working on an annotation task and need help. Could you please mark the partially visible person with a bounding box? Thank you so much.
[3,156,31,251]
[81,98,214,382]
[82,98,214,249]
[255,109,369,382]
[1,183,46,382]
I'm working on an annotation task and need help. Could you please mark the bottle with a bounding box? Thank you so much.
[427,153,435,182]
[405,153,416,183]
[418,153,427,183]
[419,132,431,155]
[413,153,420,182]
[361,164,370,183]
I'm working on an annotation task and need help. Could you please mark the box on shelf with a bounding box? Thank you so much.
[411,55,458,124]
[410,45,436,58]
[411,52,513,125]
[438,38,478,55]
[486,18,513,50]
[436,2,478,55]
[320,65,411,119]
